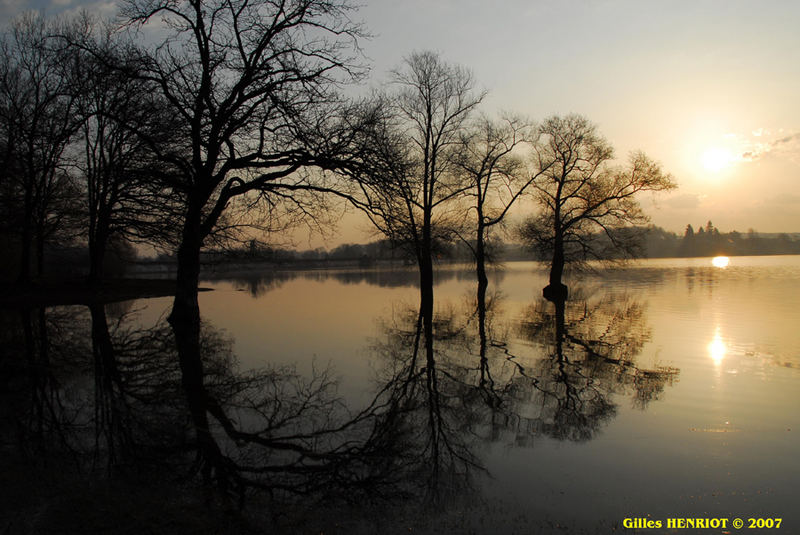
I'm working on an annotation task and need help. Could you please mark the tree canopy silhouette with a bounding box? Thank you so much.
[520,114,676,301]
[108,0,371,487]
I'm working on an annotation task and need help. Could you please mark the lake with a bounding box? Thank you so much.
[3,256,799,533]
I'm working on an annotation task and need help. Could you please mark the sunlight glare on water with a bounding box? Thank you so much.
[712,255,730,268]
[708,327,727,366]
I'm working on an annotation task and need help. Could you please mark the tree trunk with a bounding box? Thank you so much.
[88,237,107,285]
[167,202,230,489]
[544,231,568,302]
[419,249,435,367]
[35,225,45,279]
[475,223,489,306]
[18,187,33,284]
[88,222,109,285]
[419,212,435,370]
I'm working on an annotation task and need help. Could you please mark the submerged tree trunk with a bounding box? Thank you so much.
[544,231,568,302]
[475,223,489,305]
[419,206,435,368]
[167,204,230,488]
[419,247,435,367]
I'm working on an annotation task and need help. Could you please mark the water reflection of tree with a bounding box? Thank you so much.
[89,310,406,500]
[367,285,680,453]
[0,307,91,464]
[2,307,400,504]
[1,286,679,528]
[370,307,484,503]
[511,289,680,439]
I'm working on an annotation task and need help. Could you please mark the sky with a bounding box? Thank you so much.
[3,0,800,245]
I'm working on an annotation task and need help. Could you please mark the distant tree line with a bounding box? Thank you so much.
[643,222,800,258]
[185,223,800,269]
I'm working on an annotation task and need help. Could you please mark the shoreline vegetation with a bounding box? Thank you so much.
[3,221,800,308]
[4,243,800,308]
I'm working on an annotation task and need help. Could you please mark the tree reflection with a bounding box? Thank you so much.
[513,289,680,439]
[1,284,680,528]
[2,302,482,509]
[370,307,483,503]
[367,284,680,455]
[0,307,90,464]
[2,307,400,504]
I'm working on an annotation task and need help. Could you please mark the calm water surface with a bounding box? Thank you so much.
[6,256,800,532]
[132,256,800,530]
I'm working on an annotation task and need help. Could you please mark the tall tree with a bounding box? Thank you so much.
[69,21,180,283]
[0,13,83,282]
[353,51,484,346]
[455,115,545,311]
[112,0,369,486]
[520,114,676,302]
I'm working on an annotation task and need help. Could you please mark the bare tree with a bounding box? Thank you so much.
[454,115,547,311]
[67,19,181,283]
[0,13,83,283]
[520,114,676,301]
[107,0,369,487]
[353,51,484,348]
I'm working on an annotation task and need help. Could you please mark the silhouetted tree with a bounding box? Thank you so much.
[519,114,675,301]
[0,14,83,282]
[68,19,182,283]
[112,0,370,488]
[351,51,484,352]
[455,115,544,312]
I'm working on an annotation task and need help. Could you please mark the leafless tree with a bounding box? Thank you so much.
[520,114,676,301]
[0,13,83,282]
[107,0,370,488]
[454,114,548,316]
[351,51,484,352]
[67,18,182,283]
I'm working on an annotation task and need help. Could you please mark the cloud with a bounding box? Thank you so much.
[1,0,117,19]
[59,0,118,18]
[740,131,800,162]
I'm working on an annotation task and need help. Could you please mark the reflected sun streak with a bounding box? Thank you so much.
[708,329,727,365]
[712,256,730,268]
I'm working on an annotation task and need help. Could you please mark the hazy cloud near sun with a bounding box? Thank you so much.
[741,131,800,162]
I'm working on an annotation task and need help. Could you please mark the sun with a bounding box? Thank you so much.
[701,147,735,173]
